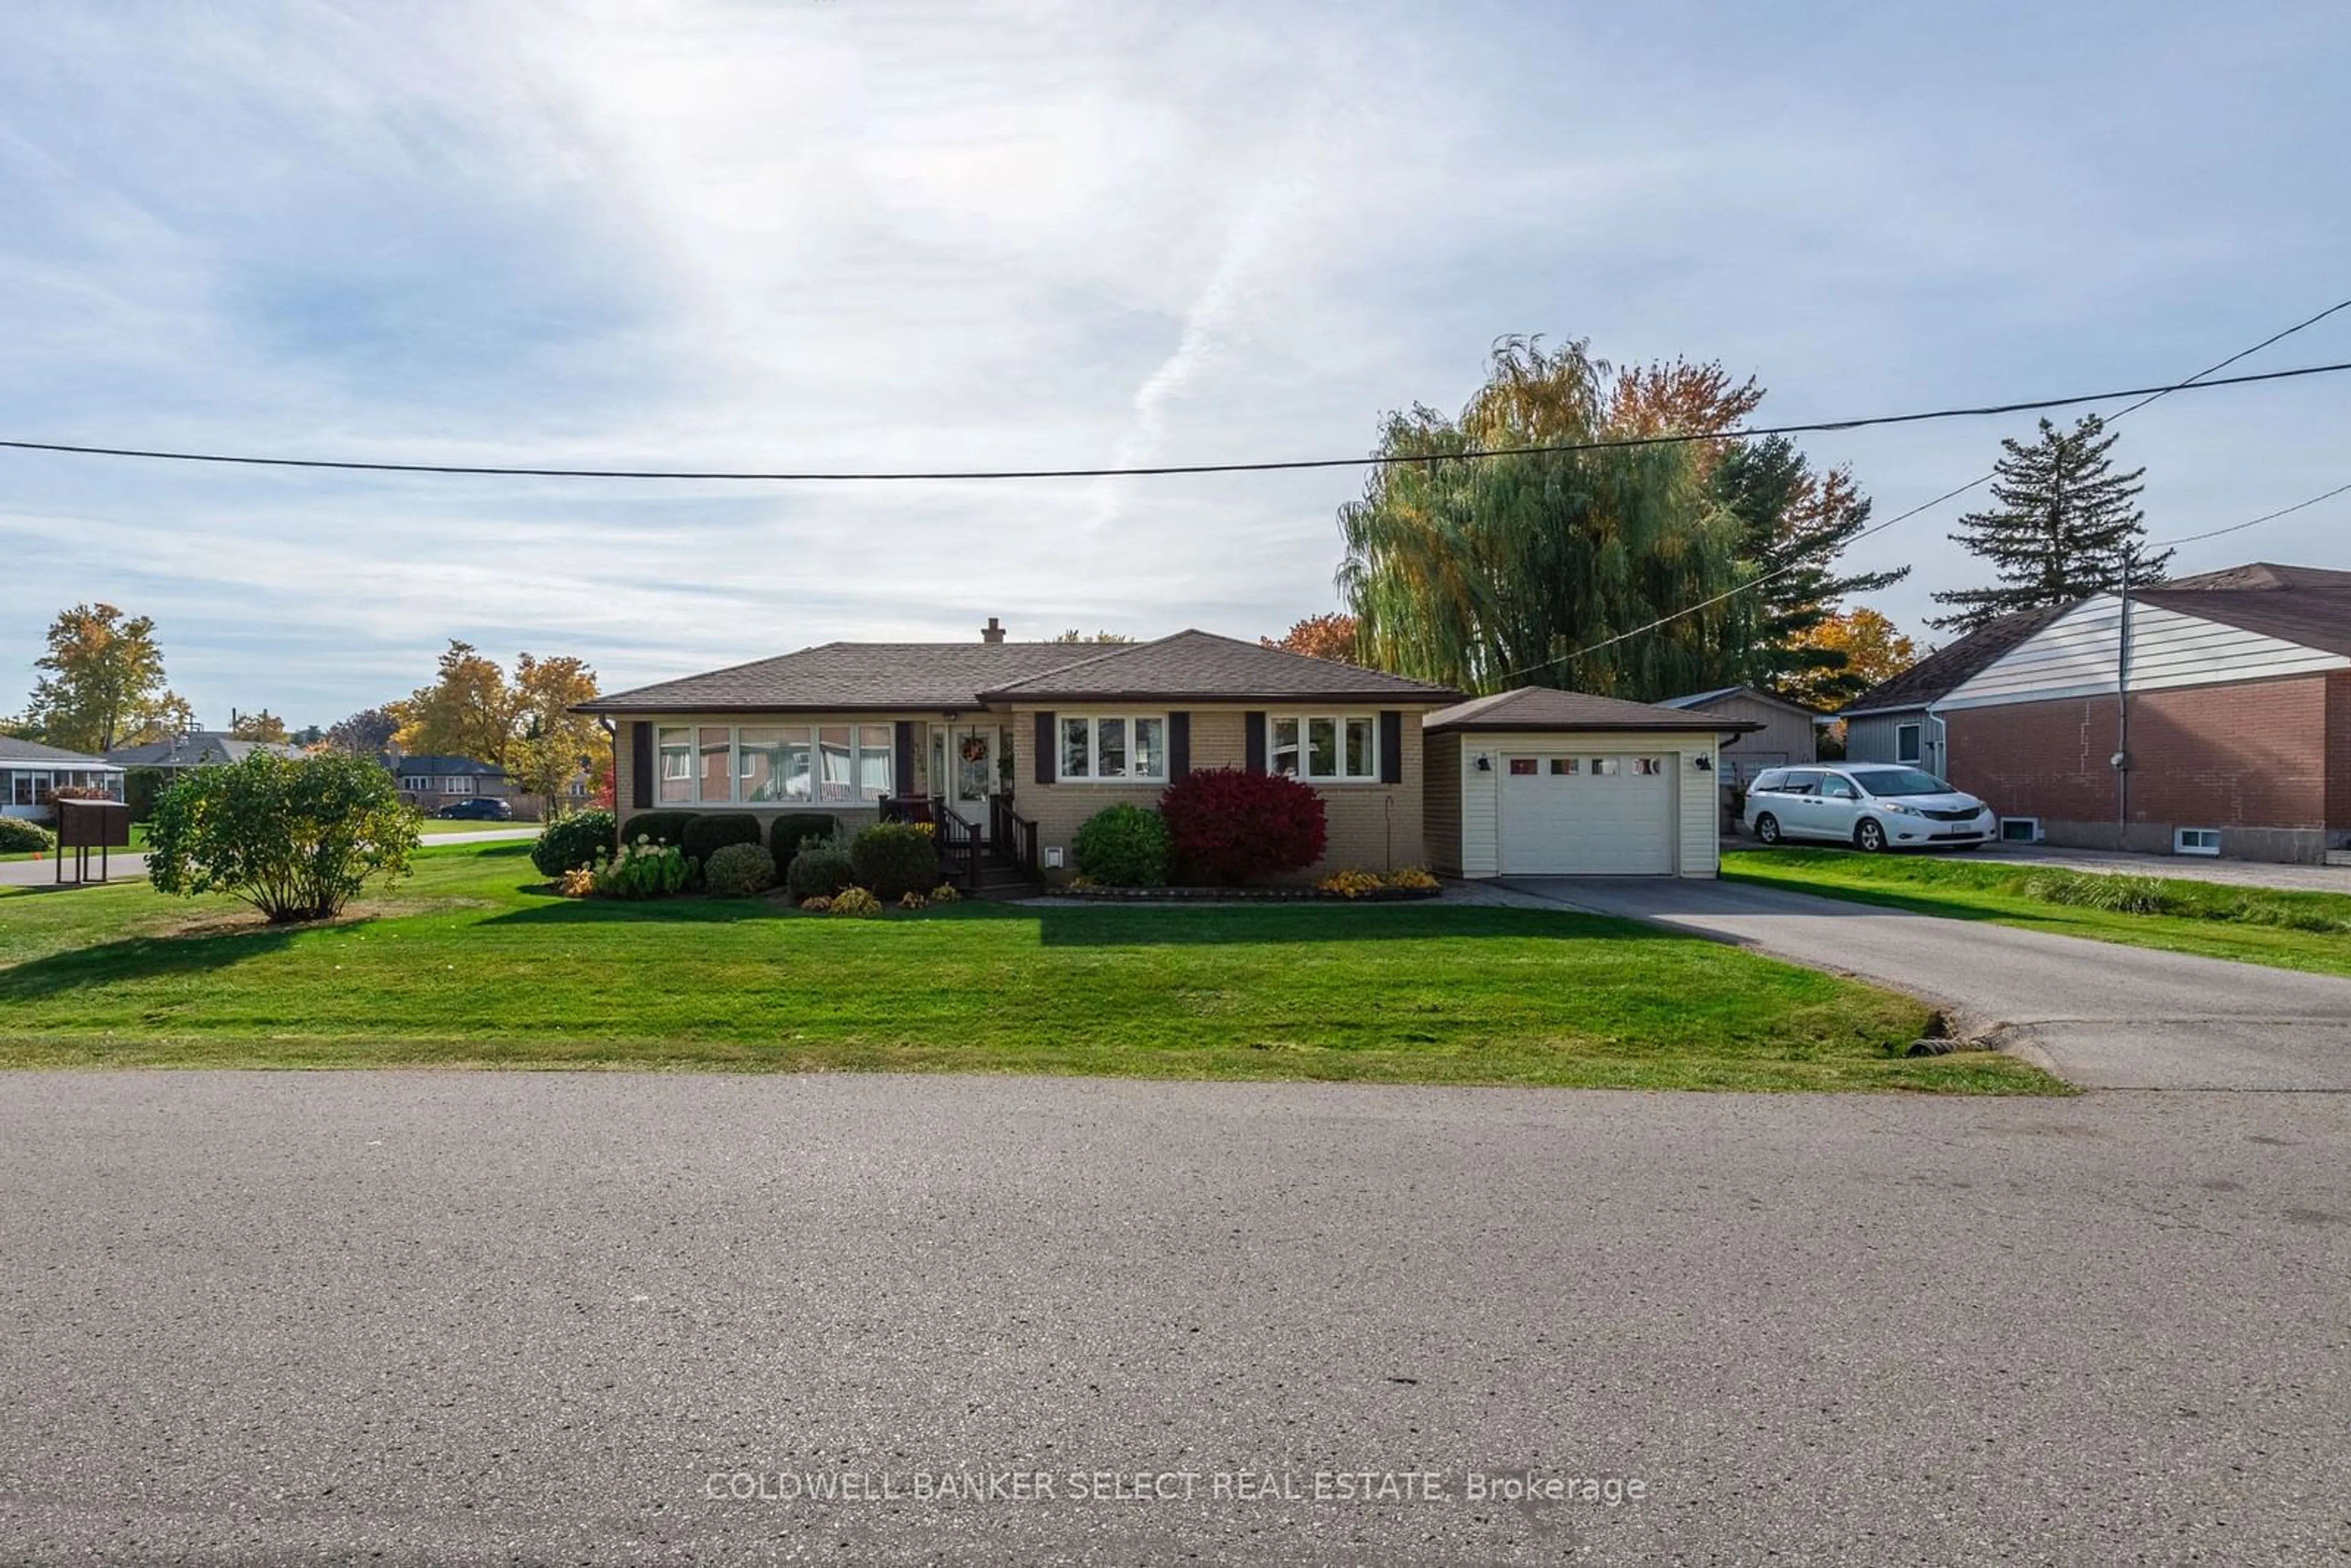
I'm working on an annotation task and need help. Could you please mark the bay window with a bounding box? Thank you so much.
[1056,715,1167,783]
[654,724,893,805]
[1270,713,1379,782]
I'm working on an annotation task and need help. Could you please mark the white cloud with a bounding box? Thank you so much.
[0,0,2345,721]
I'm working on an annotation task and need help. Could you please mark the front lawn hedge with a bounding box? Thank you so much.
[849,822,939,902]
[530,809,616,877]
[1073,803,1171,887]
[786,841,855,902]
[702,842,778,899]
[681,812,762,866]
[0,817,56,854]
[770,814,839,863]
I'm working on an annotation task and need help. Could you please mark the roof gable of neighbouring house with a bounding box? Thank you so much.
[1426,686,1760,733]
[1837,605,2072,717]
[1935,591,2351,711]
[387,755,507,778]
[0,737,120,767]
[1657,685,1826,720]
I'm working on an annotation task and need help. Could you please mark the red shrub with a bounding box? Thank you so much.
[1158,767,1327,883]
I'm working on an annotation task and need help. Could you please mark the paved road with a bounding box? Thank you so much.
[1508,876,2351,1091]
[2,1072,2346,1565]
[0,827,536,888]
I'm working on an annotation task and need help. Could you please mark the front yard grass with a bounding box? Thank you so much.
[0,842,2061,1093]
[1725,847,2351,979]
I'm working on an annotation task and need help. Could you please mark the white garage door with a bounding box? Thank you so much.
[1497,753,1676,875]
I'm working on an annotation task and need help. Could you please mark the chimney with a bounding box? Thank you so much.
[981,616,1006,645]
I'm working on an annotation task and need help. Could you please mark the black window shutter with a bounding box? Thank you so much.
[630,722,653,809]
[893,721,915,798]
[1035,712,1056,784]
[1167,711,1190,779]
[1244,711,1267,775]
[1379,710,1404,784]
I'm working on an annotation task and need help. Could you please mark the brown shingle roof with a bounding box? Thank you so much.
[580,631,1458,715]
[2134,583,2351,658]
[1425,686,1760,733]
[980,630,1459,703]
[2159,561,2351,592]
[1837,604,2072,716]
[578,642,1090,713]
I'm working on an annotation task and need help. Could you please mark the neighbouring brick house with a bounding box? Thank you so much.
[384,754,514,812]
[577,623,1459,882]
[1840,563,2351,863]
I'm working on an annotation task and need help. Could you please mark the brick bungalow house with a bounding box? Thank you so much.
[384,754,514,813]
[577,624,1460,881]
[1840,563,2351,862]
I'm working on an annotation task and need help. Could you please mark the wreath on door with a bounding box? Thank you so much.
[959,735,989,763]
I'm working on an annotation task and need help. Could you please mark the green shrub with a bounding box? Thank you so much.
[703,842,778,898]
[681,811,762,866]
[531,808,616,877]
[124,767,171,822]
[849,822,940,901]
[787,841,855,902]
[621,811,699,849]
[770,813,839,863]
[0,817,56,854]
[594,840,690,899]
[146,752,419,923]
[1073,803,1171,887]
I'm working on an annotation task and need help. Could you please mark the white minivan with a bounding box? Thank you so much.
[1742,763,1997,853]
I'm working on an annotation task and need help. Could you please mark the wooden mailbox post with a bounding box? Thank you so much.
[54,798,133,885]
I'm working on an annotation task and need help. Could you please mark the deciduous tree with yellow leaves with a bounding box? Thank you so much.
[391,643,608,812]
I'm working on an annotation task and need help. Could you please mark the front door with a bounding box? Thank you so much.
[943,725,997,839]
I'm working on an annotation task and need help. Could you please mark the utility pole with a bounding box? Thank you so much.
[2113,546,2135,850]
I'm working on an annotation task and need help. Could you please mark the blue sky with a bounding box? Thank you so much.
[2,0,2346,726]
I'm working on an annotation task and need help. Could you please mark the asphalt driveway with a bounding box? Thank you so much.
[1505,876,2351,1091]
[2,1071,2346,1565]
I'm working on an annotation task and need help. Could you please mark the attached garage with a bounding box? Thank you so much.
[1423,688,1759,879]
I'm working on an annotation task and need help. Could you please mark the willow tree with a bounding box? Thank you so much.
[1337,337,1754,700]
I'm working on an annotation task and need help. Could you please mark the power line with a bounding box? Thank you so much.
[2,358,2349,484]
[1485,299,2351,683]
[2148,480,2351,550]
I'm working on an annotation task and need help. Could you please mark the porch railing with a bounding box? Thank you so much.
[935,803,980,891]
[990,795,1040,879]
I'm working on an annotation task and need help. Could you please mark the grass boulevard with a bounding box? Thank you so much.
[0,840,2061,1093]
[1723,847,2351,978]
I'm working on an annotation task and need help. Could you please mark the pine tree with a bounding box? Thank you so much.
[1930,415,2167,632]
[1710,435,1908,698]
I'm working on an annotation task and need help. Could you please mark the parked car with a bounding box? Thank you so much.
[1742,763,1995,853]
[433,797,513,821]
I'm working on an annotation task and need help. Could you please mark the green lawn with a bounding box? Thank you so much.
[1725,848,2351,978]
[0,842,2058,1093]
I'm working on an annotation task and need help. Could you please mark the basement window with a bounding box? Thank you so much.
[1999,817,2041,844]
[2174,827,2222,857]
